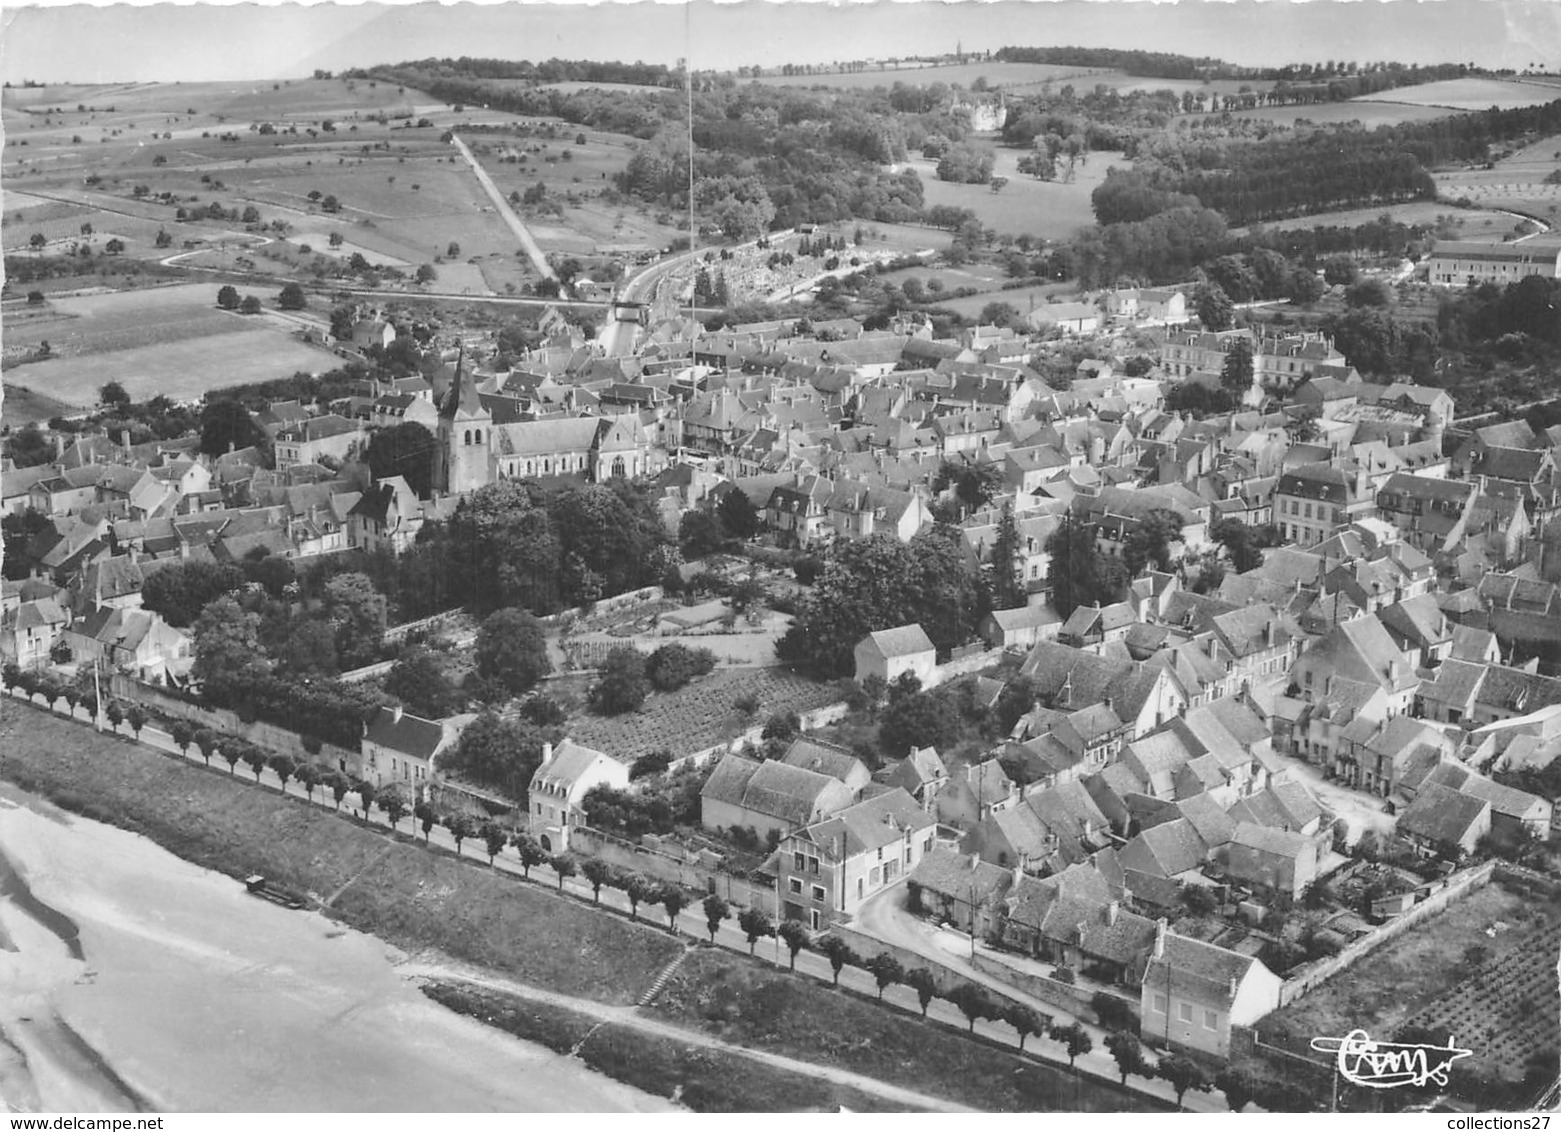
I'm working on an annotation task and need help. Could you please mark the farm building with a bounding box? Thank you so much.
[1426,240,1561,287]
[854,624,937,687]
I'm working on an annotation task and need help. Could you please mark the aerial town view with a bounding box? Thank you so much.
[1,0,1559,1118]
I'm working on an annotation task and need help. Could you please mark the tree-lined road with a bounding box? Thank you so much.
[448,132,557,286]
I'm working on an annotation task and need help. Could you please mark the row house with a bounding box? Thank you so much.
[1274,463,1375,548]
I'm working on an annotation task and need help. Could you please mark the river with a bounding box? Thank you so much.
[0,782,675,1114]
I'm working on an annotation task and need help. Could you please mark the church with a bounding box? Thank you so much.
[433,351,653,495]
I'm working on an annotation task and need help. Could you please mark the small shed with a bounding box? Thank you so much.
[853,623,937,687]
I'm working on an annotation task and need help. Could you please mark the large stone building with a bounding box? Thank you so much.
[1426,240,1561,288]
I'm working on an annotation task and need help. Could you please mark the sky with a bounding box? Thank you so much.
[3,0,1561,86]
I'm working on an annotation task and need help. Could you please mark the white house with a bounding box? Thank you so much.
[854,624,937,687]
[527,738,629,853]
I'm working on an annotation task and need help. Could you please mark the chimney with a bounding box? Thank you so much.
[391,703,403,723]
[1106,899,1119,926]
[540,741,554,766]
[1229,975,1239,999]
[121,429,132,454]
[1154,917,1167,959]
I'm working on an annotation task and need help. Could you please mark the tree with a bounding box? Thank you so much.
[590,647,649,715]
[865,952,904,1000]
[376,788,406,829]
[100,381,131,408]
[777,920,811,970]
[1194,283,1233,331]
[198,399,264,459]
[582,858,614,903]
[357,780,376,820]
[241,742,268,781]
[738,906,774,954]
[1322,254,1359,286]
[512,833,547,878]
[125,705,147,741]
[193,728,218,767]
[1220,337,1255,397]
[1007,1004,1048,1051]
[988,502,1026,611]
[278,282,307,310]
[905,968,938,1016]
[624,872,655,919]
[105,238,125,256]
[1211,518,1265,574]
[702,894,730,942]
[879,686,963,759]
[329,773,351,811]
[295,764,318,802]
[447,813,475,855]
[933,457,1003,519]
[1157,1053,1211,1107]
[474,608,552,697]
[480,822,507,864]
[324,572,387,669]
[1215,1066,1259,1113]
[321,194,340,213]
[446,241,461,258]
[362,419,438,498]
[385,647,462,718]
[716,489,759,540]
[191,596,269,703]
[816,935,857,986]
[948,983,994,1032]
[105,700,124,733]
[416,264,439,285]
[217,284,241,311]
[171,719,195,758]
[1045,511,1125,618]
[29,233,46,250]
[268,753,297,793]
[1105,1031,1151,1085]
[1055,1021,1093,1067]
[550,853,577,891]
[1121,508,1185,578]
[678,511,724,558]
[658,885,688,930]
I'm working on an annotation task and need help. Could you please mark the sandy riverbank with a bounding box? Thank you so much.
[0,784,676,1113]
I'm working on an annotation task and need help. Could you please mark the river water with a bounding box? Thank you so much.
[0,783,674,1114]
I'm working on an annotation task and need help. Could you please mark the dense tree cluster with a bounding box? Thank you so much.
[777,526,988,678]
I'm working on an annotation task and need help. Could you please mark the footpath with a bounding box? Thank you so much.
[1,688,1224,1113]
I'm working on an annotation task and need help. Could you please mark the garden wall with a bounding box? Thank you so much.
[971,950,1135,1025]
[569,826,775,912]
[829,922,986,999]
[670,697,850,772]
[1276,860,1496,1007]
[108,675,362,776]
[927,646,1004,688]
[382,609,471,647]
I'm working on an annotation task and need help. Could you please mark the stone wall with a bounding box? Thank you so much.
[972,950,1137,1026]
[568,826,775,913]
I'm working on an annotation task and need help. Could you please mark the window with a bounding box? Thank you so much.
[1179,1003,1194,1022]
[536,802,542,815]
[811,884,826,903]
[793,852,805,871]
[1204,1010,1218,1030]
[809,856,819,875]
[788,878,802,895]
[1153,994,1168,1014]
[809,909,821,930]
[857,878,864,899]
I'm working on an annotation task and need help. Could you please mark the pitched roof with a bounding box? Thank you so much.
[862,624,935,658]
[364,706,445,757]
[781,737,866,784]
[1397,782,1489,846]
[908,850,1014,904]
[1144,932,1263,1007]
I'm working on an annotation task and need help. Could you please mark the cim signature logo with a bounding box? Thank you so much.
[1310,1029,1474,1089]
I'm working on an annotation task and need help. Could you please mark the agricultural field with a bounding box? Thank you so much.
[902,147,1128,240]
[750,61,1109,92]
[1258,879,1548,1055]
[2,282,247,354]
[565,666,850,764]
[1399,917,1560,1081]
[1355,77,1561,111]
[6,328,341,406]
[1222,101,1464,129]
[0,381,79,427]
[1238,202,1517,237]
[1435,131,1561,227]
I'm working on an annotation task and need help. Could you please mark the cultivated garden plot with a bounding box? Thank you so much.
[566,666,849,765]
[1398,918,1561,1081]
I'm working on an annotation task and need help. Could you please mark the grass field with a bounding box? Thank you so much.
[651,947,1156,1112]
[5,325,341,405]
[0,380,78,426]
[1258,880,1549,1053]
[425,981,911,1112]
[1237,202,1522,240]
[2,282,249,352]
[904,148,1126,240]
[1356,77,1561,111]
[0,700,683,1006]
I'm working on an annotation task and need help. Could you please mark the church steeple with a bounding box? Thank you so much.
[439,344,482,419]
[435,343,491,495]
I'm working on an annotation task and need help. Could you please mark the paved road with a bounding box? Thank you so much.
[1274,753,1395,846]
[5,689,1225,1113]
[448,132,556,286]
[397,955,973,1113]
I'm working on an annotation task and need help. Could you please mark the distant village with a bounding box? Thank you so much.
[4,264,1558,1095]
